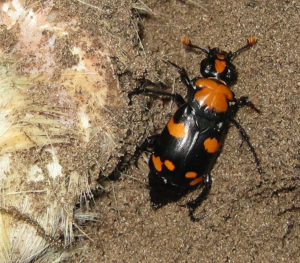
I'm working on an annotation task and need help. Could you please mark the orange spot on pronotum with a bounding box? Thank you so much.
[152,155,163,172]
[204,137,220,153]
[185,171,198,179]
[215,59,226,73]
[167,118,187,138]
[194,79,233,113]
[189,176,204,186]
[164,160,175,171]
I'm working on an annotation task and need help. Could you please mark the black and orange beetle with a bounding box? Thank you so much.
[129,37,262,221]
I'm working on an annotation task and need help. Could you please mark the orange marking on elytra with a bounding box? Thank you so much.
[189,176,204,186]
[164,160,175,171]
[185,171,198,178]
[215,59,226,73]
[152,155,163,172]
[194,79,233,113]
[167,118,187,138]
[204,137,220,153]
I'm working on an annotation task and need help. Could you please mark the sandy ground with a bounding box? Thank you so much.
[51,0,299,262]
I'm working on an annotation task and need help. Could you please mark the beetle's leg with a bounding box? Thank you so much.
[164,60,198,101]
[164,60,193,89]
[230,118,262,174]
[229,96,262,173]
[187,174,212,222]
[129,78,185,107]
[107,135,159,181]
[132,134,159,167]
[234,96,260,113]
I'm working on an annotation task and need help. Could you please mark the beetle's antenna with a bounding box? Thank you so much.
[181,38,209,54]
[230,36,258,60]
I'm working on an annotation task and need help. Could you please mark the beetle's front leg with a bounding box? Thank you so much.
[234,96,260,113]
[128,78,185,107]
[164,60,193,89]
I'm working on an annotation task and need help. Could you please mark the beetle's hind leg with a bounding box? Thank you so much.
[128,78,185,107]
[187,174,212,222]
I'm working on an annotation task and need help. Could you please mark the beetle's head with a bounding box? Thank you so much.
[182,37,257,86]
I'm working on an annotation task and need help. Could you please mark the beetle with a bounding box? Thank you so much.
[129,37,262,221]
